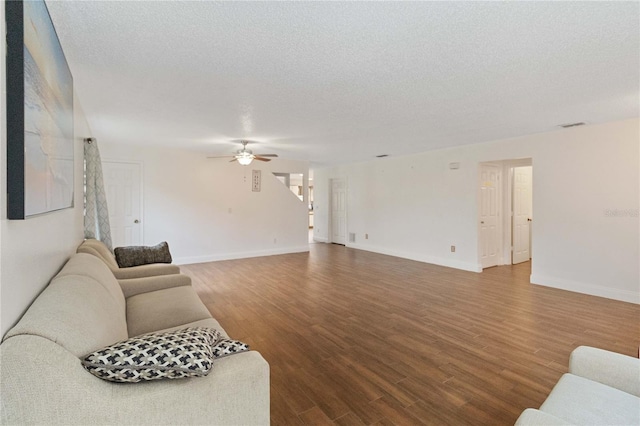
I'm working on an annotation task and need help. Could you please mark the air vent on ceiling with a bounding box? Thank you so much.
[376,154,389,158]
[559,122,586,129]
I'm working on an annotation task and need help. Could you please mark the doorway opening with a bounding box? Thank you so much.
[273,172,305,201]
[478,159,533,270]
[510,165,533,265]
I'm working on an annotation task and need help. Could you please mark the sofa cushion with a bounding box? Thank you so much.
[155,317,230,338]
[54,253,126,311]
[118,274,191,298]
[126,286,213,337]
[82,327,220,383]
[3,255,128,357]
[540,373,640,425]
[115,242,172,268]
[77,239,120,269]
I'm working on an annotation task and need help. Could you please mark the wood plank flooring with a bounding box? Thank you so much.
[181,244,640,425]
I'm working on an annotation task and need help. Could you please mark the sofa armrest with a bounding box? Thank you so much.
[569,346,640,397]
[515,409,574,425]
[1,336,270,425]
[111,263,180,280]
[112,351,270,425]
[118,274,191,298]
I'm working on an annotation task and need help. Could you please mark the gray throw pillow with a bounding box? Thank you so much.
[114,241,172,268]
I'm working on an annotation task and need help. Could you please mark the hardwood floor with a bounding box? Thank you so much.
[181,244,640,425]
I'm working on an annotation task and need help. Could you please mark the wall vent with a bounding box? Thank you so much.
[559,122,586,128]
[348,233,356,243]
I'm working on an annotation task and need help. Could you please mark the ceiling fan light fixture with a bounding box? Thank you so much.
[207,140,277,164]
[237,152,254,165]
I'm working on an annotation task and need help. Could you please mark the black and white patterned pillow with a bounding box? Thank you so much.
[81,327,221,383]
[212,338,250,359]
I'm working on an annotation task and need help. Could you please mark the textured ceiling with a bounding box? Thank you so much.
[46,1,639,167]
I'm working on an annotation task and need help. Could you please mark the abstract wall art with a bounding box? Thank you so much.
[6,0,74,219]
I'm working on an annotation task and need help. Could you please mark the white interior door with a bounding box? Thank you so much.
[102,161,142,248]
[512,166,532,264]
[479,164,501,269]
[331,179,347,245]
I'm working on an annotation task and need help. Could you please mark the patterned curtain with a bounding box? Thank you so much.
[84,138,113,251]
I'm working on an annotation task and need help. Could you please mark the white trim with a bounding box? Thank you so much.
[313,236,329,243]
[174,245,310,265]
[477,158,533,268]
[348,243,482,273]
[530,274,640,304]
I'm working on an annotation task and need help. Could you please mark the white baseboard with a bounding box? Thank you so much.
[313,236,329,243]
[530,274,640,304]
[347,243,482,273]
[174,245,310,265]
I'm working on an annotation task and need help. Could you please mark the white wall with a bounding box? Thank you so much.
[314,118,640,304]
[99,143,309,264]
[0,6,91,336]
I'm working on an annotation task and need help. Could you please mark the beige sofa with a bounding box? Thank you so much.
[0,252,270,425]
[77,238,180,279]
[515,346,640,425]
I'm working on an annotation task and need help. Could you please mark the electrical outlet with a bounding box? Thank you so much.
[451,245,456,253]
[365,233,369,239]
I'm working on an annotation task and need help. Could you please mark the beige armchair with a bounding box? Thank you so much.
[515,346,640,425]
[77,239,180,279]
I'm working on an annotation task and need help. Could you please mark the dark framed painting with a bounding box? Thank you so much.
[6,0,74,219]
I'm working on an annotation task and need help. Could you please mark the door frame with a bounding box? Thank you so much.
[102,159,145,246]
[329,178,347,245]
[478,158,534,269]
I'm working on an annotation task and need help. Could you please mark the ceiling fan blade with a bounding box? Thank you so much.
[257,154,278,157]
[229,158,237,162]
[253,156,272,162]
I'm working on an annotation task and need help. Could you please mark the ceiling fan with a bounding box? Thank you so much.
[208,140,278,166]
